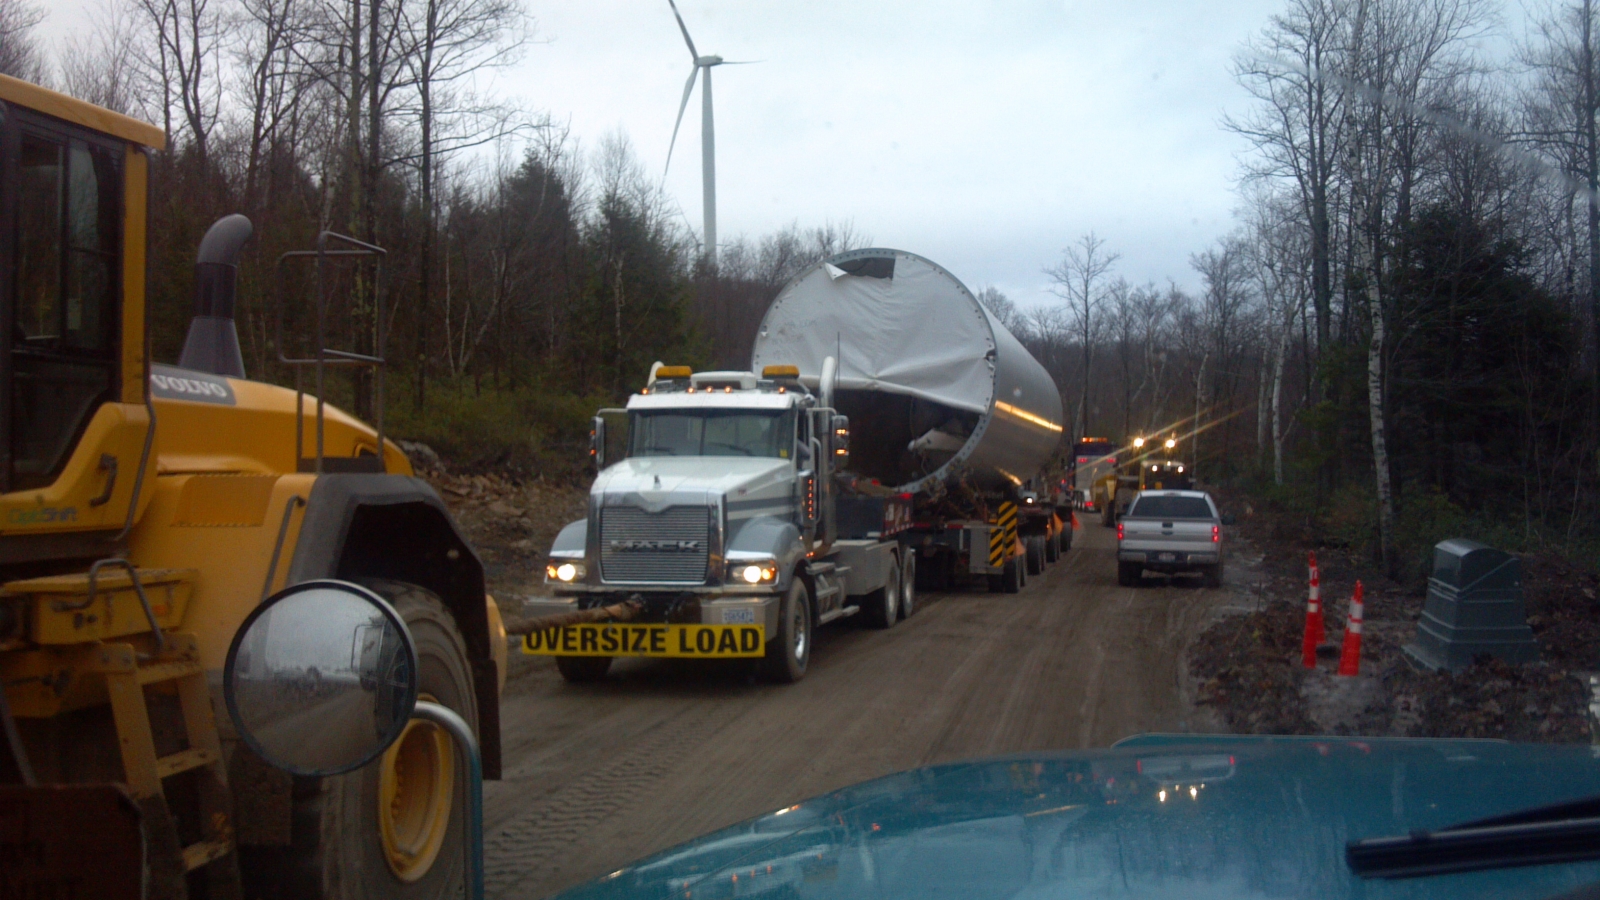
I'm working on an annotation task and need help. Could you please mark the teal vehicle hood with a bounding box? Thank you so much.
[555,735,1600,900]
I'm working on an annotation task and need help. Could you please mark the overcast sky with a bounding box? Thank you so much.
[39,1,1517,310]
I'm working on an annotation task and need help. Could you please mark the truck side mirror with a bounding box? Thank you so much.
[831,415,850,468]
[589,416,606,470]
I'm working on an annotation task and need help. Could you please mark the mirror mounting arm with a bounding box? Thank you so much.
[414,700,484,900]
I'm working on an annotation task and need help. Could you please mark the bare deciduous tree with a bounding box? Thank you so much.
[59,0,141,115]
[976,285,1025,336]
[1046,232,1119,441]
[0,0,45,82]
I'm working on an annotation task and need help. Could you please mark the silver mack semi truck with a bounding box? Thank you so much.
[525,249,1067,683]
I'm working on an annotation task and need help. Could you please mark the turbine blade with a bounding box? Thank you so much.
[665,66,699,178]
[666,0,698,60]
[717,60,761,65]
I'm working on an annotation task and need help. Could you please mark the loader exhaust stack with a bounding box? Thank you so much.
[177,214,254,378]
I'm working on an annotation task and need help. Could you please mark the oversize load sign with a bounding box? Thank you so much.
[522,623,764,658]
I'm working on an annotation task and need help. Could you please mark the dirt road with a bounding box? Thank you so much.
[482,519,1235,898]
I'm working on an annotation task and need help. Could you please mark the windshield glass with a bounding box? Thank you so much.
[629,409,794,459]
[1129,495,1212,519]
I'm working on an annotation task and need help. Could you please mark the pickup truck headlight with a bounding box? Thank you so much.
[546,560,587,583]
[727,560,778,585]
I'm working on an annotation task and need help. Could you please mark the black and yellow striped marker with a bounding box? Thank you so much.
[989,502,1018,567]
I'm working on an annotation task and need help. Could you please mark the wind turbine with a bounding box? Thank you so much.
[664,0,751,267]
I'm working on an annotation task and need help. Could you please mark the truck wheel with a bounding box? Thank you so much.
[1101,504,1114,527]
[1204,564,1224,589]
[1044,529,1059,563]
[863,553,901,629]
[987,574,1004,593]
[1002,557,1022,594]
[555,656,612,683]
[1026,535,1045,575]
[899,550,916,619]
[241,580,476,900]
[1118,562,1140,586]
[763,578,813,683]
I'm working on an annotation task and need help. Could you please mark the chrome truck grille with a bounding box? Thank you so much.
[599,506,711,584]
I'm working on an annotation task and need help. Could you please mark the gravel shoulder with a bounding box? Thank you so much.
[1188,499,1597,742]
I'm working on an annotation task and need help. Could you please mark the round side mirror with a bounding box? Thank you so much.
[223,580,419,776]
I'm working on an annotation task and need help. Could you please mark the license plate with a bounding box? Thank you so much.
[720,608,757,624]
[522,623,765,658]
[1157,552,1178,562]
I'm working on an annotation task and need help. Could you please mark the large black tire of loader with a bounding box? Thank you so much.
[862,552,901,629]
[1101,503,1115,528]
[1044,528,1059,563]
[239,580,477,900]
[555,656,612,682]
[763,578,813,683]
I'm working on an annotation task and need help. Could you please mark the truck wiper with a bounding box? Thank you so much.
[1347,795,1600,879]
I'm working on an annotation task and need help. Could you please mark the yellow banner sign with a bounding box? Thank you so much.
[521,623,765,658]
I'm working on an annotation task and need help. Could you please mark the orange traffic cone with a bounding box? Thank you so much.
[1308,552,1325,644]
[1336,581,1365,677]
[1300,610,1319,669]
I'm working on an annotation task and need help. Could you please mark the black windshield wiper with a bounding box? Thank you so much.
[1348,796,1600,879]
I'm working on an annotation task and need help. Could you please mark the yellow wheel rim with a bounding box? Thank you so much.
[378,694,455,882]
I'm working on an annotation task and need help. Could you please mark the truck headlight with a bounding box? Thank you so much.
[546,561,586,583]
[728,560,778,584]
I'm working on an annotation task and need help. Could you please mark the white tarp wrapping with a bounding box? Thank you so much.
[751,252,996,414]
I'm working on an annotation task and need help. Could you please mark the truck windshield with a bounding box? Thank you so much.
[1128,495,1213,519]
[630,410,795,459]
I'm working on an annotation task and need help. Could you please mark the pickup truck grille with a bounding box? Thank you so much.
[599,506,711,584]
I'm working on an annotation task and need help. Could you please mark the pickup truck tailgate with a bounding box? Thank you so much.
[1120,518,1218,562]
[1121,518,1214,546]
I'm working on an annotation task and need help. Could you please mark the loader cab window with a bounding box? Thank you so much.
[7,121,122,491]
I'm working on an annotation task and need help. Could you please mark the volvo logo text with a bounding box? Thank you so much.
[609,539,705,553]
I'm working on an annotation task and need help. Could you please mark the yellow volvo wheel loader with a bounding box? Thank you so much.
[0,76,507,899]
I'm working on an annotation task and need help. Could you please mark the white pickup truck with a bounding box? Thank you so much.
[1115,490,1233,587]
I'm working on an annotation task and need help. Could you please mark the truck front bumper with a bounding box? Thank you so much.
[524,594,781,642]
